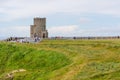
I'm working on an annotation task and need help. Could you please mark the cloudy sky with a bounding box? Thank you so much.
[0,0,120,39]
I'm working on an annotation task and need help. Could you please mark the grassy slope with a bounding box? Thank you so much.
[0,39,120,80]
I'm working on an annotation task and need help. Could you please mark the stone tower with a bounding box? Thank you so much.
[30,17,48,38]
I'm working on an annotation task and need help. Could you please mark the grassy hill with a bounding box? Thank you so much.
[0,39,120,80]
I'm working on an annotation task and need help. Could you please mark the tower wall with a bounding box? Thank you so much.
[30,17,48,38]
[34,18,46,31]
[30,25,34,38]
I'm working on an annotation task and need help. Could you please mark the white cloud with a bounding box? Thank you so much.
[79,26,120,36]
[48,25,120,37]
[48,25,80,37]
[0,0,120,21]
[0,26,30,37]
[79,18,92,24]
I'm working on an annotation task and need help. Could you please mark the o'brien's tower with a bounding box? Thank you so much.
[30,17,48,38]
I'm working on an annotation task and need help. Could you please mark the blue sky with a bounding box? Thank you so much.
[0,0,120,39]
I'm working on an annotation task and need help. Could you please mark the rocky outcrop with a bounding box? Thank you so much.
[1,69,26,80]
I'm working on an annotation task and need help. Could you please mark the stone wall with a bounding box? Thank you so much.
[30,18,48,38]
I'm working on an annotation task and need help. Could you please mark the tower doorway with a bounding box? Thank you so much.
[43,33,46,38]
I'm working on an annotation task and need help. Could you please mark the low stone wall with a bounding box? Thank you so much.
[50,36,120,40]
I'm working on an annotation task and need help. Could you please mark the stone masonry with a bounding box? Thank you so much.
[30,17,48,38]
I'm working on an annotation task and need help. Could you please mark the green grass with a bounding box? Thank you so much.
[0,41,71,80]
[0,39,120,80]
